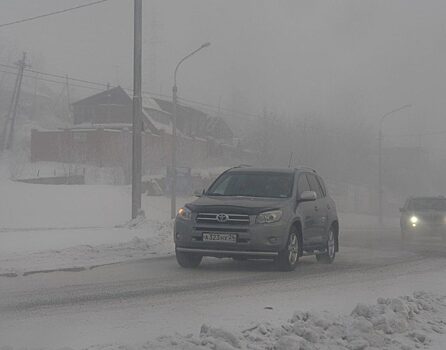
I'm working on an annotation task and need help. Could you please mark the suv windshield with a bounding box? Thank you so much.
[207,172,294,198]
[409,198,446,211]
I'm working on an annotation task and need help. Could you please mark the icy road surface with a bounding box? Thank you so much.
[1,229,446,349]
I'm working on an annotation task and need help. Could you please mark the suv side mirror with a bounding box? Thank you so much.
[193,189,205,197]
[299,191,317,202]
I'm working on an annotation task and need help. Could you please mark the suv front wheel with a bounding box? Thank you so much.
[276,230,300,271]
[176,250,202,268]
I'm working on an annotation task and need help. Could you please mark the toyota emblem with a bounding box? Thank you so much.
[217,213,229,222]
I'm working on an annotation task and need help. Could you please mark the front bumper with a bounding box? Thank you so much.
[174,216,289,257]
[176,247,278,258]
[404,221,446,234]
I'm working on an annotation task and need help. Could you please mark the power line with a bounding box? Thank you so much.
[0,60,265,121]
[0,60,374,137]
[0,63,108,88]
[0,0,111,29]
[0,69,104,92]
[383,130,446,138]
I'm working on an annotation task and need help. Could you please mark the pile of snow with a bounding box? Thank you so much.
[0,219,173,277]
[84,291,446,350]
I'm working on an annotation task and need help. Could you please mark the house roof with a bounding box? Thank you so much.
[72,86,131,106]
[72,86,160,135]
[71,87,233,140]
[151,97,208,120]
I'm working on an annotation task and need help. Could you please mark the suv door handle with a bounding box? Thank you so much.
[327,204,331,210]
[314,206,319,211]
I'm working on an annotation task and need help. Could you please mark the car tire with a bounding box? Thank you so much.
[401,228,411,242]
[316,226,336,264]
[176,250,202,268]
[276,230,300,271]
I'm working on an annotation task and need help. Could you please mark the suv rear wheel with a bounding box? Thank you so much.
[276,230,300,271]
[176,250,202,268]
[316,227,336,264]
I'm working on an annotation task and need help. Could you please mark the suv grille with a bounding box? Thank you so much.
[196,213,250,225]
[419,213,443,223]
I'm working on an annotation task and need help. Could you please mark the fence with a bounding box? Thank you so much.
[30,128,258,182]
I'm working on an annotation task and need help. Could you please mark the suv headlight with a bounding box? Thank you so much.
[410,216,418,224]
[177,207,192,220]
[256,210,283,224]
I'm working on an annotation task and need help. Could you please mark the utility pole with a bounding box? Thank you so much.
[1,52,27,151]
[32,72,39,119]
[132,0,143,219]
[65,74,72,121]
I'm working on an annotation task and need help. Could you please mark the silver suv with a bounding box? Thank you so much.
[174,166,339,271]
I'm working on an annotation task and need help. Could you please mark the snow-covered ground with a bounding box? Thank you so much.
[0,178,188,276]
[128,291,446,350]
[2,163,446,350]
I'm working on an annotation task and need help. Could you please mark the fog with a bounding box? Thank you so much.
[2,1,446,205]
[4,2,446,349]
[2,1,446,122]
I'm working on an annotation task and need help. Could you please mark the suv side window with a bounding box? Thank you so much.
[297,174,311,195]
[316,176,327,197]
[306,173,323,198]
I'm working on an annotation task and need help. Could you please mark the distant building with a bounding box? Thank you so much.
[71,86,233,142]
[30,86,252,180]
[71,86,159,134]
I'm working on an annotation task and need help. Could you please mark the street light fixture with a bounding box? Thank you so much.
[171,42,211,219]
[378,104,412,226]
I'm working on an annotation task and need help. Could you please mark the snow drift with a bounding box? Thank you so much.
[85,291,446,350]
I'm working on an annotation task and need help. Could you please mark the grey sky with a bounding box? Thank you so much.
[1,0,446,148]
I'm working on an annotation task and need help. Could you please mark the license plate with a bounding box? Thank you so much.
[203,233,237,243]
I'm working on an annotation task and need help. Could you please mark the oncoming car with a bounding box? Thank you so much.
[400,196,446,241]
[174,166,339,271]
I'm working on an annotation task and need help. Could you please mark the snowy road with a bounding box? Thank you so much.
[2,228,446,349]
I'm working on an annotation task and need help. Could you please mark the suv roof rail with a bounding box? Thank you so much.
[221,164,252,174]
[296,166,317,173]
[229,164,252,170]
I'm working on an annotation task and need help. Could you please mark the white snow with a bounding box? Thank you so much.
[3,291,446,350]
[89,292,446,350]
[0,221,173,276]
[0,166,191,276]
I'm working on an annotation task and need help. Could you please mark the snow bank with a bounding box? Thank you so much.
[0,219,173,276]
[84,291,446,350]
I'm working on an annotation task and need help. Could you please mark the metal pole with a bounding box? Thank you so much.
[171,84,178,219]
[377,104,412,226]
[132,0,142,219]
[65,74,72,120]
[378,123,383,226]
[170,42,211,219]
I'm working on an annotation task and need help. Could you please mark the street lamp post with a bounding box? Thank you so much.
[378,104,412,226]
[171,42,211,219]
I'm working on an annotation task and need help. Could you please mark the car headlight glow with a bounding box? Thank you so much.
[177,207,192,220]
[410,216,418,224]
[256,210,283,224]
